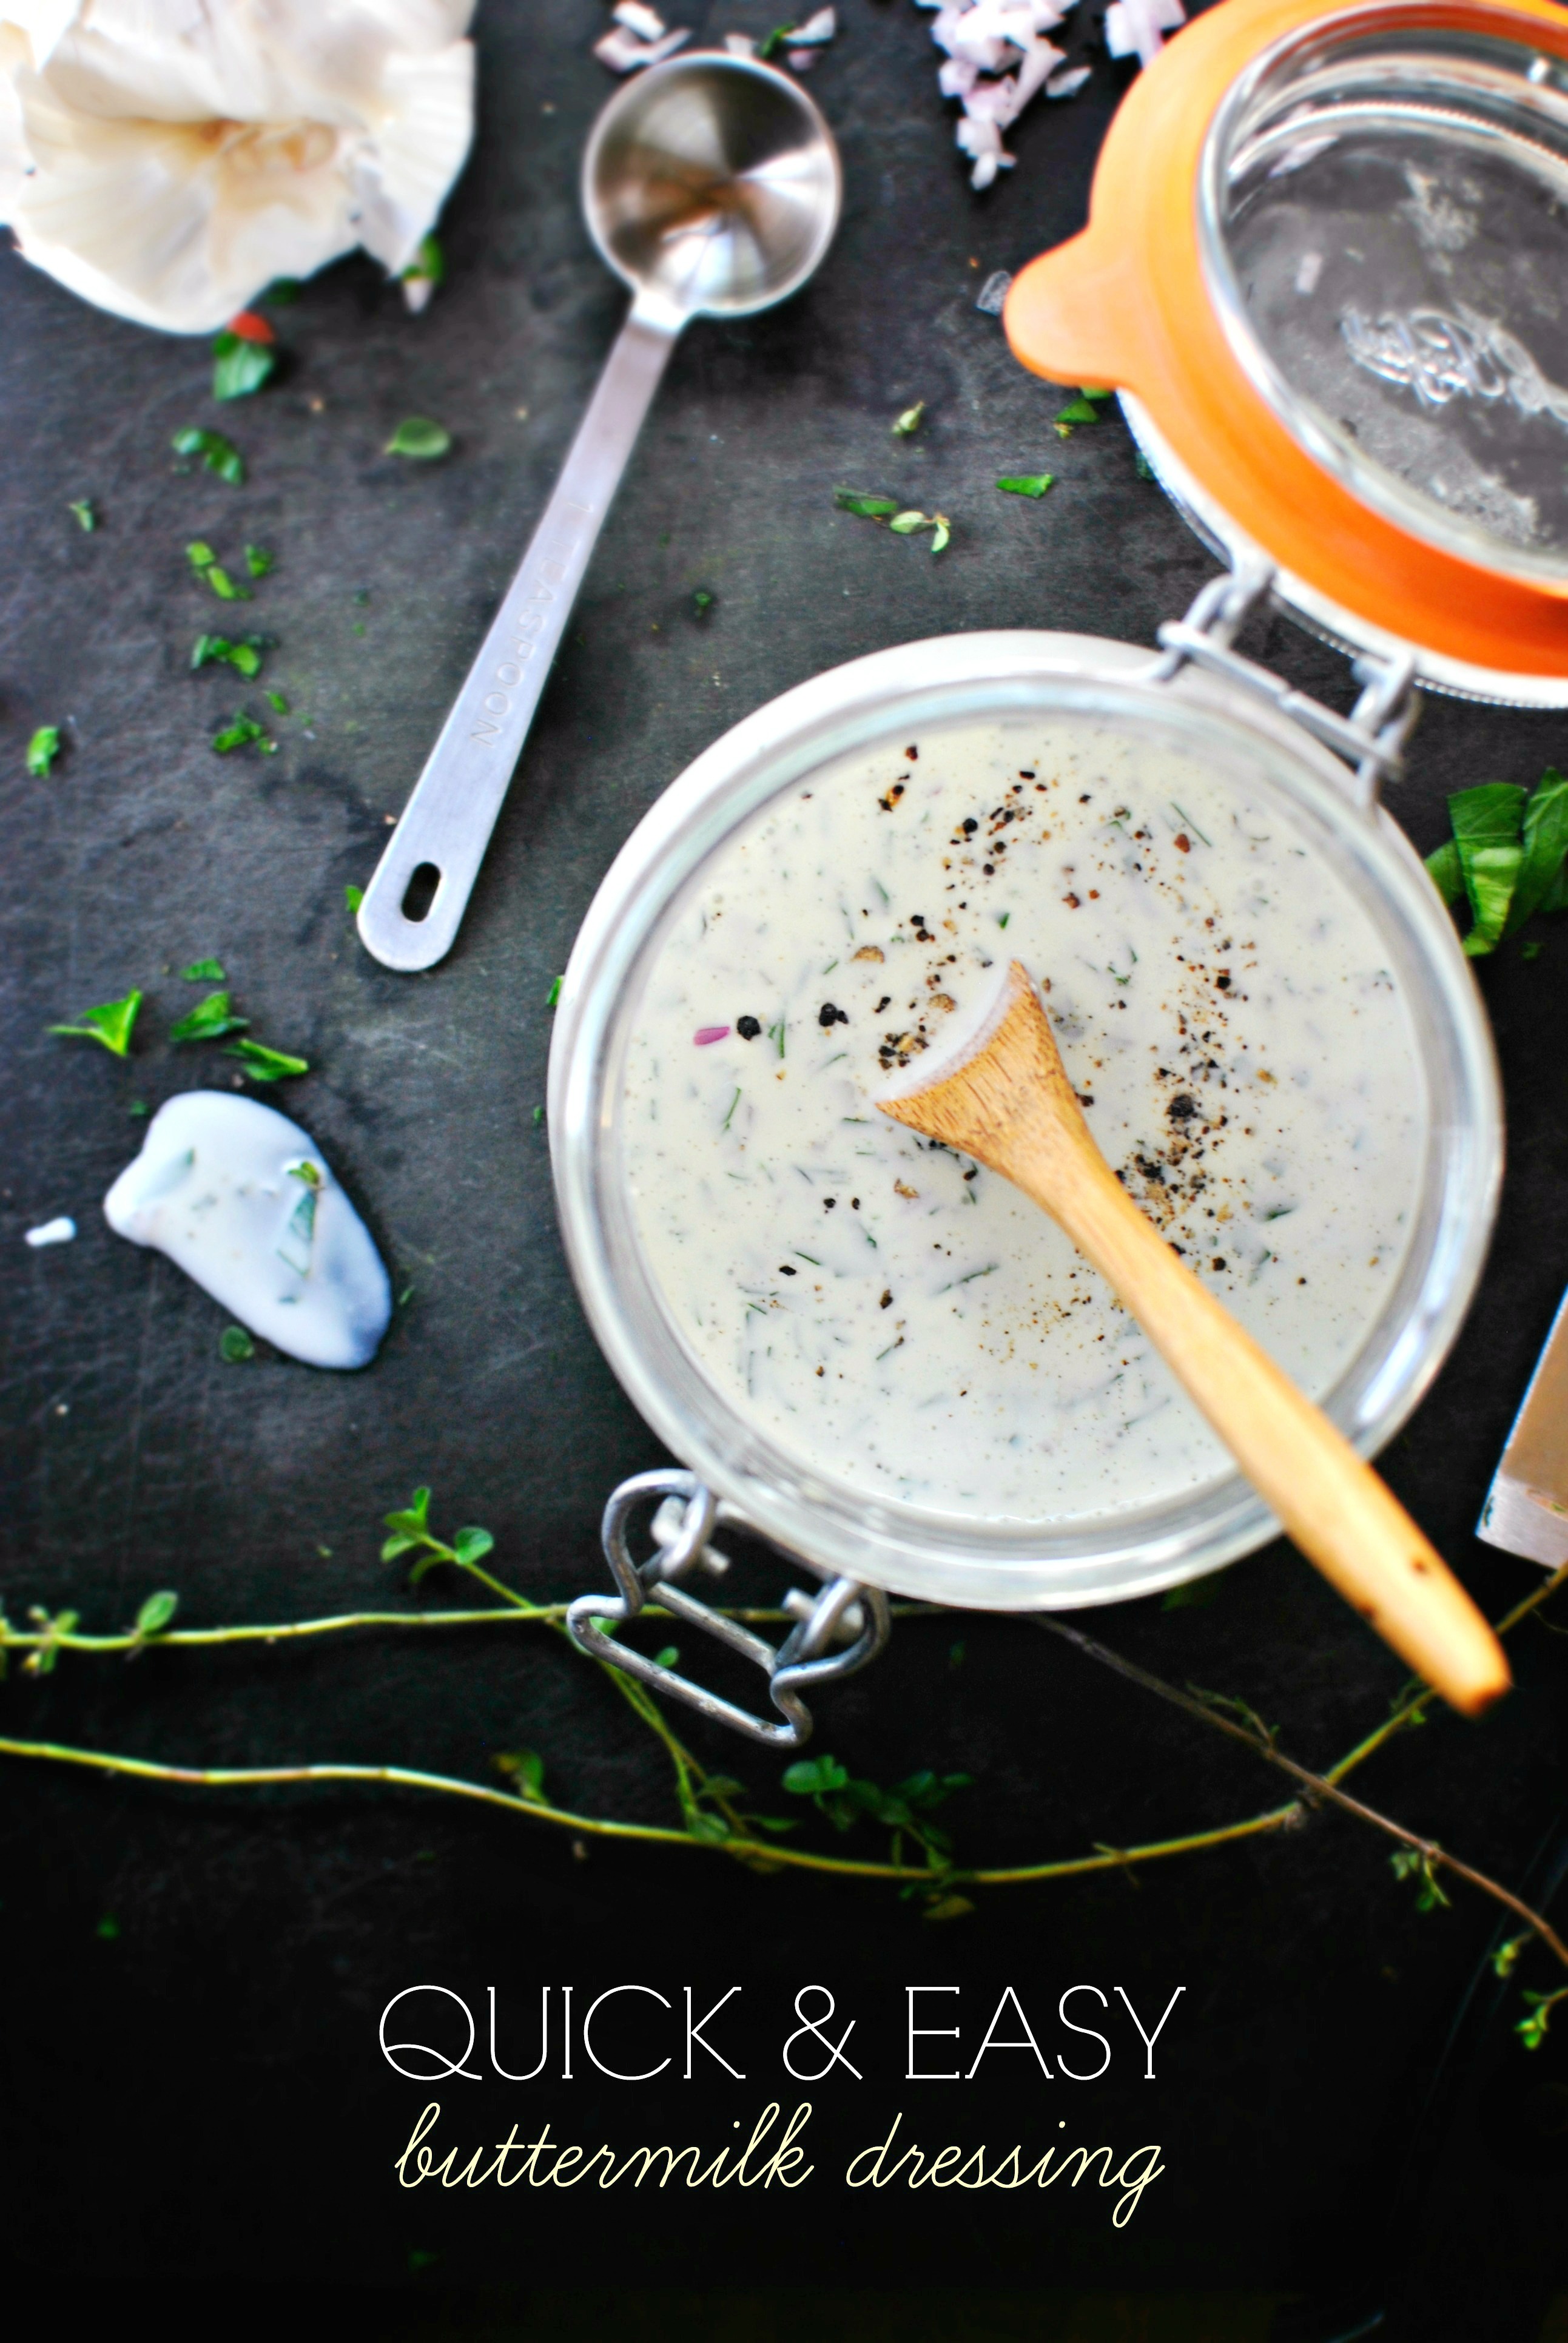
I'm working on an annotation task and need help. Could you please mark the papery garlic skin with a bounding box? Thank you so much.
[0,1,476,333]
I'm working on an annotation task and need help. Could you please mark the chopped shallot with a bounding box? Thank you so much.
[613,1,668,36]
[917,0,1184,190]
[593,21,691,71]
[1104,0,1185,67]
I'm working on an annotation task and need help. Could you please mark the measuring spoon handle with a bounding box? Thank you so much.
[357,300,681,971]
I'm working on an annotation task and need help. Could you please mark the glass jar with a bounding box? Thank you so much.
[548,616,1501,1621]
[1006,0,1568,701]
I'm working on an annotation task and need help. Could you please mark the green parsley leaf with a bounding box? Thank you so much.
[67,497,96,531]
[1134,450,1157,480]
[192,633,263,676]
[220,1325,256,1362]
[169,989,249,1043]
[225,1038,308,1081]
[1078,386,1114,402]
[211,714,274,754]
[892,400,926,436]
[171,426,245,484]
[1055,394,1103,425]
[1507,766,1568,934]
[756,21,796,58]
[692,588,715,617]
[997,473,1055,498]
[187,541,217,572]
[453,1526,494,1566]
[50,990,142,1057]
[345,883,364,912]
[180,959,226,982]
[265,689,289,714]
[386,416,452,459]
[547,975,563,1008]
[400,232,445,288]
[263,278,301,304]
[244,544,274,578]
[212,333,277,402]
[26,724,61,777]
[834,489,901,519]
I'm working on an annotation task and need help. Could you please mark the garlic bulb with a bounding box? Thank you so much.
[0,1,476,334]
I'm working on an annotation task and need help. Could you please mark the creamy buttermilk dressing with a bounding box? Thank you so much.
[622,718,1427,1523]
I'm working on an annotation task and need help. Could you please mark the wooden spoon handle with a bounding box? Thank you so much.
[1034,1160,1509,1716]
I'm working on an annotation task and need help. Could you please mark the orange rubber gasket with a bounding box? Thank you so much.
[1005,0,1568,678]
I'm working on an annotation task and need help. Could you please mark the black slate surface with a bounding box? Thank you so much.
[3,0,1568,2323]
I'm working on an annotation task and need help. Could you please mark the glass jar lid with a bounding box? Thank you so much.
[1005,0,1568,701]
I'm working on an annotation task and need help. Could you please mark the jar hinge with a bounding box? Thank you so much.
[566,1470,891,1748]
[1148,561,1419,807]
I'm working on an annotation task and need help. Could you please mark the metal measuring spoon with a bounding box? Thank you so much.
[357,55,842,972]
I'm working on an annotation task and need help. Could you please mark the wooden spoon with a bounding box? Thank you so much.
[877,960,1509,1718]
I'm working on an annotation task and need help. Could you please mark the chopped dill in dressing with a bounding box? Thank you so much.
[624,719,1426,1525]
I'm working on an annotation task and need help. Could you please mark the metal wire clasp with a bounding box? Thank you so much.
[1148,562,1419,809]
[566,1470,890,1748]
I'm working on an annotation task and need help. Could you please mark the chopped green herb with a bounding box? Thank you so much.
[892,400,926,436]
[67,497,96,531]
[756,21,796,58]
[1523,938,1544,961]
[128,1099,149,1117]
[225,1038,308,1081]
[211,713,274,755]
[187,541,216,573]
[192,633,263,677]
[1134,450,1156,480]
[547,975,563,1008]
[244,544,274,578]
[50,990,142,1057]
[835,489,901,519]
[997,473,1054,498]
[205,565,251,602]
[693,588,715,617]
[26,724,61,778]
[212,332,277,402]
[997,912,1010,928]
[169,989,249,1043]
[345,883,364,912]
[171,426,245,484]
[220,1325,255,1362]
[180,959,226,982]
[1078,386,1114,402]
[887,509,952,553]
[264,278,301,305]
[532,1104,544,1126]
[1055,394,1103,426]
[400,232,445,290]
[265,689,289,715]
[386,416,452,459]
